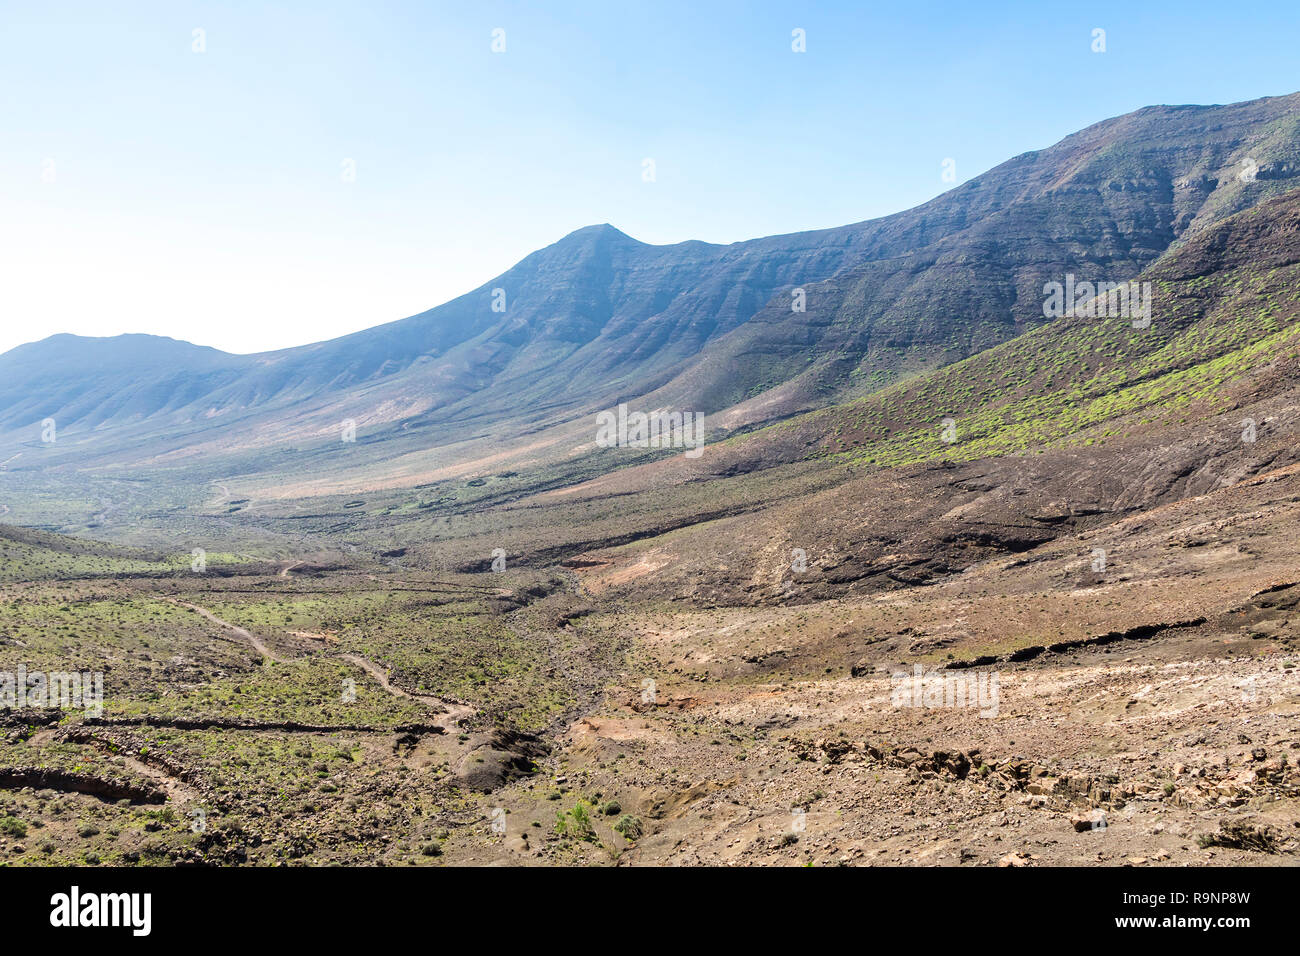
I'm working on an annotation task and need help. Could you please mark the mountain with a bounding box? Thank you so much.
[3,93,1300,501]
[0,334,249,434]
[531,185,1300,604]
[0,220,881,437]
[652,94,1300,422]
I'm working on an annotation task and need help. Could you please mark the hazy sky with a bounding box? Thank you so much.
[3,1,1298,356]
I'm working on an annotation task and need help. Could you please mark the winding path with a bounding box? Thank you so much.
[173,599,285,663]
[339,653,476,724]
[206,481,230,507]
[173,599,474,729]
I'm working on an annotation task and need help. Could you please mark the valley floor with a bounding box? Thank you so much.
[448,473,1300,866]
[1,453,1297,867]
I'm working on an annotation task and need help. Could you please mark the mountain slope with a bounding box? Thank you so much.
[540,185,1300,603]
[0,334,251,434]
[137,185,1300,602]
[0,220,881,436]
[653,94,1300,422]
[3,93,1299,500]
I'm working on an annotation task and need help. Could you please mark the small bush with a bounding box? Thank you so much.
[613,814,643,841]
[556,800,596,841]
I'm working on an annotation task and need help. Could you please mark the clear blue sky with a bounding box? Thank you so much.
[2,0,1298,355]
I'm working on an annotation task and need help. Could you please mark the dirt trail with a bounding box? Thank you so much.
[339,653,475,726]
[173,599,286,663]
[122,755,199,806]
[175,599,474,729]
[279,561,302,578]
[65,728,203,806]
[206,481,230,507]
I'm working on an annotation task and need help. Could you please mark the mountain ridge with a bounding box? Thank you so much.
[4,93,1300,505]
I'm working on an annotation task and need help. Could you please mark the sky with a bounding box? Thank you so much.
[2,1,1299,356]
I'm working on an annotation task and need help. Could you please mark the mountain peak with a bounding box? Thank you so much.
[554,222,638,245]
[4,331,230,360]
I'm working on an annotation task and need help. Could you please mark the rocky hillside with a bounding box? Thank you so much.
[3,93,1299,475]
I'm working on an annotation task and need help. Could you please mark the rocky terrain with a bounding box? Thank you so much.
[1,94,1298,868]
